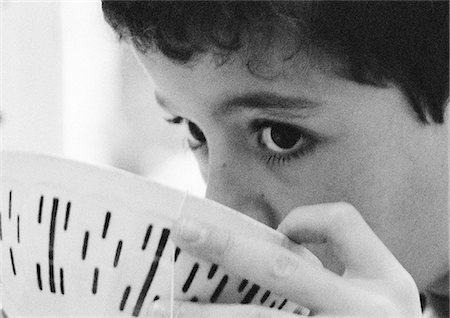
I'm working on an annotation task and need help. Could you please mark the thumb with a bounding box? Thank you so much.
[278,202,404,278]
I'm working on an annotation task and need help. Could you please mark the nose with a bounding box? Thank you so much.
[204,154,279,229]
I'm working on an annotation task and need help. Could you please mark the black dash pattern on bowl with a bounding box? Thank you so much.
[64,202,71,231]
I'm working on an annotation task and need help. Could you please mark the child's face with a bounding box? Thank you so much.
[135,49,447,291]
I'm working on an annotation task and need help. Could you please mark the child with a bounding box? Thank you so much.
[102,1,448,317]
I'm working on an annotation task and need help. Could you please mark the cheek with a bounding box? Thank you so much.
[274,132,411,223]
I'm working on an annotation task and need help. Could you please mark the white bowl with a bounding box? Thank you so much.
[1,151,315,317]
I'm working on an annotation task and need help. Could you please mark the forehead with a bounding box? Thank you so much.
[134,48,336,111]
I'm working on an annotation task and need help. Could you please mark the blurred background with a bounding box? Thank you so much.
[1,0,206,196]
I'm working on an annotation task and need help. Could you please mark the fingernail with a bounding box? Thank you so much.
[149,302,169,318]
[299,306,311,316]
[176,217,208,243]
[294,305,311,316]
[273,251,299,277]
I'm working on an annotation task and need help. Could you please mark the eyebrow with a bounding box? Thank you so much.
[218,92,321,116]
[154,91,321,117]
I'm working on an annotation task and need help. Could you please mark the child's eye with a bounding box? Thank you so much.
[253,120,318,166]
[187,121,206,149]
[260,123,306,153]
[165,116,206,150]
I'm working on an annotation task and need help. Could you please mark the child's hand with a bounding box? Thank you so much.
[151,202,422,317]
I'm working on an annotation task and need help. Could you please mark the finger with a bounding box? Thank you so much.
[277,202,404,278]
[170,216,374,314]
[172,215,322,265]
[147,301,300,318]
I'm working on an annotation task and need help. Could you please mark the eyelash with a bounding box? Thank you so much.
[165,116,318,166]
[265,146,313,166]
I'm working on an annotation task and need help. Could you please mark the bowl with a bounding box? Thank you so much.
[1,151,315,317]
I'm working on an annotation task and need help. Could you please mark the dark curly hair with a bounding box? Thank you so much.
[102,1,448,124]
